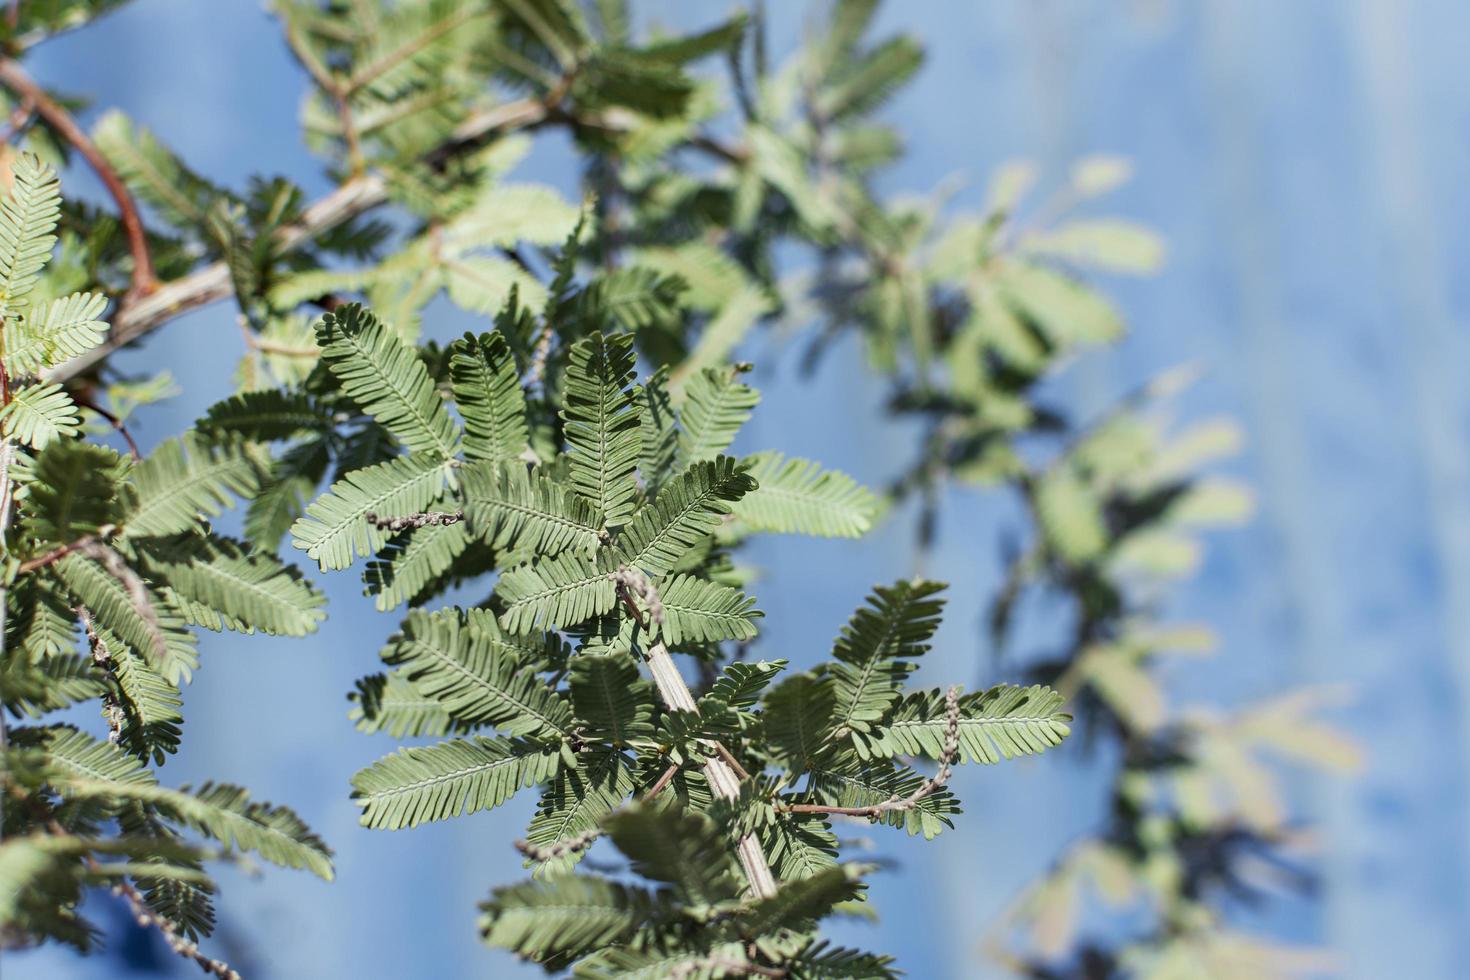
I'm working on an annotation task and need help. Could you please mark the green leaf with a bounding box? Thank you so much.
[706,659,787,712]
[999,261,1123,347]
[0,153,61,320]
[315,303,460,458]
[805,764,959,839]
[460,459,602,558]
[827,580,945,736]
[199,389,333,442]
[40,729,333,878]
[54,554,199,685]
[138,535,326,637]
[352,736,560,830]
[449,330,530,462]
[730,863,866,936]
[569,654,655,747]
[123,432,263,538]
[362,520,474,611]
[480,874,664,962]
[675,366,758,463]
[869,685,1071,764]
[93,110,225,233]
[0,382,79,449]
[105,639,184,765]
[787,941,899,979]
[636,368,678,496]
[496,551,620,634]
[602,802,741,908]
[731,452,878,539]
[619,456,755,577]
[382,607,572,737]
[561,331,641,527]
[350,671,470,739]
[521,749,634,876]
[1022,220,1166,275]
[18,439,126,545]
[3,291,108,376]
[290,452,451,570]
[657,574,761,646]
[762,675,838,773]
[1034,467,1107,563]
[818,35,923,119]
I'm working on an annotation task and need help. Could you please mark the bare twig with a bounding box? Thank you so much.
[74,394,141,460]
[514,825,603,864]
[782,686,962,820]
[611,564,663,626]
[644,761,681,801]
[0,57,157,297]
[44,93,749,384]
[76,605,126,743]
[365,511,463,531]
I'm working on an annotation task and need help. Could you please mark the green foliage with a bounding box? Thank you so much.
[0,166,329,959]
[2,1,1344,976]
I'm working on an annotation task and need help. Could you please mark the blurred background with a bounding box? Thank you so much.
[12,0,1470,977]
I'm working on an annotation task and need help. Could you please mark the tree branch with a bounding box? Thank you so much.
[0,57,156,297]
[613,576,777,899]
[781,686,962,820]
[44,94,748,384]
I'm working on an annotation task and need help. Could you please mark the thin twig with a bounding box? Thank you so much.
[46,95,749,383]
[74,394,141,460]
[644,761,681,801]
[513,826,602,864]
[0,57,157,297]
[365,511,463,531]
[782,686,962,819]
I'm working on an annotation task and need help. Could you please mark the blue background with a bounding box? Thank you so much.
[11,1,1470,977]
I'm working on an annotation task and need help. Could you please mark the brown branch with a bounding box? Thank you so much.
[644,761,681,801]
[781,686,962,820]
[44,94,750,384]
[15,533,98,574]
[0,57,156,297]
[73,394,140,460]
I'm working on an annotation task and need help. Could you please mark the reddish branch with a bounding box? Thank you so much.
[0,57,157,297]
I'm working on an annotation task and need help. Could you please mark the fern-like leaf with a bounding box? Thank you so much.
[352,736,560,830]
[0,153,61,320]
[569,654,656,747]
[657,574,762,646]
[290,452,451,570]
[496,550,620,634]
[618,455,755,577]
[315,303,460,458]
[561,331,641,527]
[460,458,602,558]
[826,580,945,737]
[124,432,264,538]
[521,749,634,876]
[449,330,529,461]
[0,382,79,449]
[382,607,573,737]
[867,684,1071,764]
[676,366,758,463]
[362,520,473,611]
[480,875,665,962]
[731,452,879,539]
